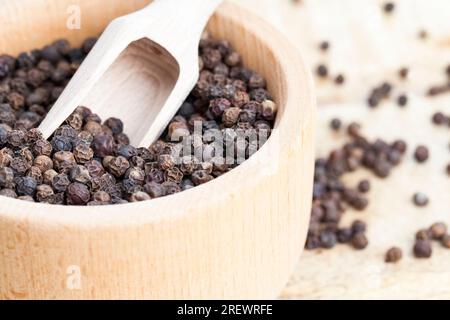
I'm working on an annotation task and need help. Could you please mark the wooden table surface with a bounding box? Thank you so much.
[232,0,450,299]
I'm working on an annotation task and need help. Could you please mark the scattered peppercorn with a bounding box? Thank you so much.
[316,64,328,78]
[357,179,371,193]
[319,41,330,52]
[432,112,448,125]
[414,145,429,163]
[352,233,369,250]
[334,74,345,85]
[397,94,408,107]
[429,222,447,240]
[330,118,342,131]
[352,220,367,234]
[441,235,450,249]
[413,192,429,207]
[337,228,353,244]
[398,67,409,79]
[416,229,430,241]
[427,83,450,96]
[418,29,428,40]
[383,2,395,14]
[320,230,337,249]
[413,239,432,258]
[367,82,392,108]
[385,247,402,263]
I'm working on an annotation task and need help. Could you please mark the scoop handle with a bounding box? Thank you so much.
[134,0,222,57]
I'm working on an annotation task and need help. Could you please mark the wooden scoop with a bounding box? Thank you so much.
[38,0,222,147]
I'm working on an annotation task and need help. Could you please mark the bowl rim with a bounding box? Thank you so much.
[0,1,315,227]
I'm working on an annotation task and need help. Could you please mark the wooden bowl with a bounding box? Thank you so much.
[0,0,315,299]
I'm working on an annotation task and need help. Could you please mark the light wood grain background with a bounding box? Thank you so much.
[231,0,450,299]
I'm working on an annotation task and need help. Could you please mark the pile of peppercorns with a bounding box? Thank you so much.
[0,34,276,205]
[306,121,407,251]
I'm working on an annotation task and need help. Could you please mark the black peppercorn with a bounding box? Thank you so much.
[222,107,241,127]
[383,2,395,14]
[319,231,337,249]
[33,139,53,157]
[337,228,353,244]
[225,52,241,67]
[26,166,43,184]
[441,235,450,249]
[104,117,124,135]
[66,182,90,205]
[191,170,214,186]
[162,181,181,195]
[208,98,231,119]
[10,156,32,175]
[69,165,92,185]
[16,176,37,196]
[397,94,408,107]
[92,191,111,203]
[373,160,391,178]
[66,112,83,130]
[73,143,94,164]
[164,167,184,184]
[53,151,76,174]
[413,192,429,207]
[41,45,61,63]
[144,182,166,198]
[351,220,367,234]
[43,169,58,185]
[414,239,432,258]
[347,122,361,137]
[0,148,13,168]
[385,247,402,263]
[334,74,345,85]
[330,118,342,131]
[128,191,150,202]
[52,173,71,192]
[157,154,175,171]
[84,160,105,178]
[92,132,115,157]
[248,73,266,89]
[0,167,15,188]
[416,229,430,241]
[7,92,25,110]
[106,156,130,178]
[0,188,17,198]
[429,222,447,240]
[418,29,428,40]
[316,64,328,78]
[352,233,368,250]
[7,129,27,148]
[319,41,330,52]
[399,67,409,79]
[432,112,447,125]
[36,184,54,202]
[392,140,407,154]
[33,155,53,173]
[51,135,73,152]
